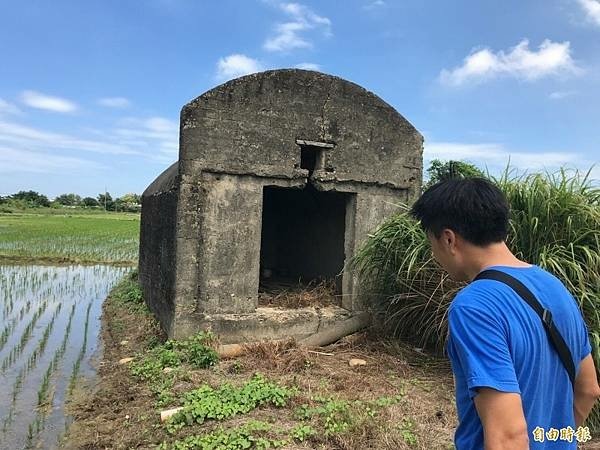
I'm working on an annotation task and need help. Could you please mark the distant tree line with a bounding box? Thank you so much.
[0,161,482,213]
[0,190,142,212]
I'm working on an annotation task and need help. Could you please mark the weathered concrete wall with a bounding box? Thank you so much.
[201,306,355,344]
[179,69,422,191]
[141,69,423,340]
[347,189,411,311]
[194,173,263,314]
[315,181,413,311]
[139,162,179,335]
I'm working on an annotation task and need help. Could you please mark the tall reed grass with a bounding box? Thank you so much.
[352,168,600,428]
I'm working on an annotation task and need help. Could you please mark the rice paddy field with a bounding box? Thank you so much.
[0,210,139,448]
[0,265,129,448]
[0,212,140,265]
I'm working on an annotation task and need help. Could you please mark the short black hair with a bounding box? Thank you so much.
[410,177,509,246]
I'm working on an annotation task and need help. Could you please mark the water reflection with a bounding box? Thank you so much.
[0,264,129,449]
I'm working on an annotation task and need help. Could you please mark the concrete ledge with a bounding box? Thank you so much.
[191,306,368,344]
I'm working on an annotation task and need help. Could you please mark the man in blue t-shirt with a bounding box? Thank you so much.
[410,177,600,449]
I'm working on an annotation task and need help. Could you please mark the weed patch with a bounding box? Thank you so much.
[130,330,219,406]
[398,417,418,447]
[296,394,404,436]
[167,374,296,432]
[160,420,287,450]
[110,270,147,313]
[130,332,218,378]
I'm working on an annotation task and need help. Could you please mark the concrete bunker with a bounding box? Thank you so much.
[139,69,423,343]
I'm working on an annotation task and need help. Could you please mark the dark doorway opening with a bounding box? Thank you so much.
[259,184,349,307]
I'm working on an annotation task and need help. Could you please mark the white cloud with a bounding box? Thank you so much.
[20,90,78,113]
[267,22,311,51]
[295,62,321,70]
[364,0,386,10]
[577,0,600,26]
[0,120,139,155]
[115,117,178,156]
[424,141,598,181]
[98,97,131,108]
[549,90,576,99]
[0,114,179,180]
[216,54,263,81]
[0,147,102,174]
[145,117,178,133]
[0,99,21,116]
[263,2,331,52]
[440,39,581,86]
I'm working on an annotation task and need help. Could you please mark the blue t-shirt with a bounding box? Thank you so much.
[446,265,592,450]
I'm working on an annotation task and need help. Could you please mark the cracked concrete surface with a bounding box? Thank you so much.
[319,78,335,142]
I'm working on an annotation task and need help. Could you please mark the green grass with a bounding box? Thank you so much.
[166,374,296,433]
[0,211,140,264]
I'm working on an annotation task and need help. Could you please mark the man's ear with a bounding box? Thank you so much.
[441,229,458,254]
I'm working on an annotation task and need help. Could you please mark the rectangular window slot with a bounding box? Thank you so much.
[296,139,335,176]
[300,146,319,172]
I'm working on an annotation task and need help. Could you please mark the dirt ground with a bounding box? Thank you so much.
[62,286,459,450]
[61,285,600,450]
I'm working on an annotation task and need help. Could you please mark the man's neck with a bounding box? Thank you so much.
[463,242,531,281]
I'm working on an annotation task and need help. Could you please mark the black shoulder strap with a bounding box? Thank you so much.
[474,269,576,387]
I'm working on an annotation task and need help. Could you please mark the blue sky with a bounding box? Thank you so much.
[1,0,599,199]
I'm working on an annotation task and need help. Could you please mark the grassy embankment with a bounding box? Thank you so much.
[64,272,457,450]
[0,209,139,265]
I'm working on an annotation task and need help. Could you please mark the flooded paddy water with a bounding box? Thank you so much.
[0,264,129,449]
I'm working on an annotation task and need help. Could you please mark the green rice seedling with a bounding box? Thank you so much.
[2,409,13,433]
[25,423,34,449]
[2,295,15,318]
[0,318,17,351]
[12,372,23,402]
[25,310,58,375]
[37,361,54,407]
[24,413,46,449]
[3,367,26,429]
[34,303,76,410]
[20,301,32,319]
[0,212,140,264]
[1,300,49,373]
[1,364,29,430]
[0,264,129,448]
[68,301,92,394]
